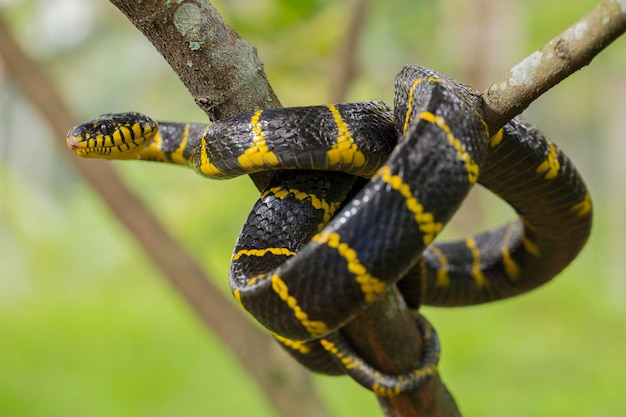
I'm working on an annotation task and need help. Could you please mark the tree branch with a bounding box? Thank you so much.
[109,0,283,192]
[327,0,368,103]
[344,289,461,417]
[111,1,280,119]
[482,0,626,133]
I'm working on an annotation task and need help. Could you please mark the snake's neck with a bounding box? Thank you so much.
[139,122,207,166]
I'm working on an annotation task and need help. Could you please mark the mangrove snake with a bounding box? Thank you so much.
[67,66,592,397]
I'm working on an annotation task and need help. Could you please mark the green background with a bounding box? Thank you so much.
[1,0,625,416]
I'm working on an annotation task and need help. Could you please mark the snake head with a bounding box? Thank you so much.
[66,112,158,160]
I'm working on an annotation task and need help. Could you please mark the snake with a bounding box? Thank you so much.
[66,65,592,397]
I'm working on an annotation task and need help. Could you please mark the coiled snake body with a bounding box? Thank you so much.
[67,66,592,396]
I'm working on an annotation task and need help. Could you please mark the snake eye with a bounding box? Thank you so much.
[99,121,114,136]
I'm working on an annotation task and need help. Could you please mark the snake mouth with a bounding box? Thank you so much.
[66,131,81,150]
[65,128,119,159]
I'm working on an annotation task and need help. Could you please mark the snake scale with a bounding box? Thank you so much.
[67,66,592,397]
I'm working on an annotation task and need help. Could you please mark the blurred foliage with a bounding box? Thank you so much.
[1,0,625,416]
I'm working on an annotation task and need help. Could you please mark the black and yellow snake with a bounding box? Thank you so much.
[67,66,592,397]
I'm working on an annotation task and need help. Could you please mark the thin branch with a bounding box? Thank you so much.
[482,0,626,133]
[0,15,328,417]
[327,0,368,103]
